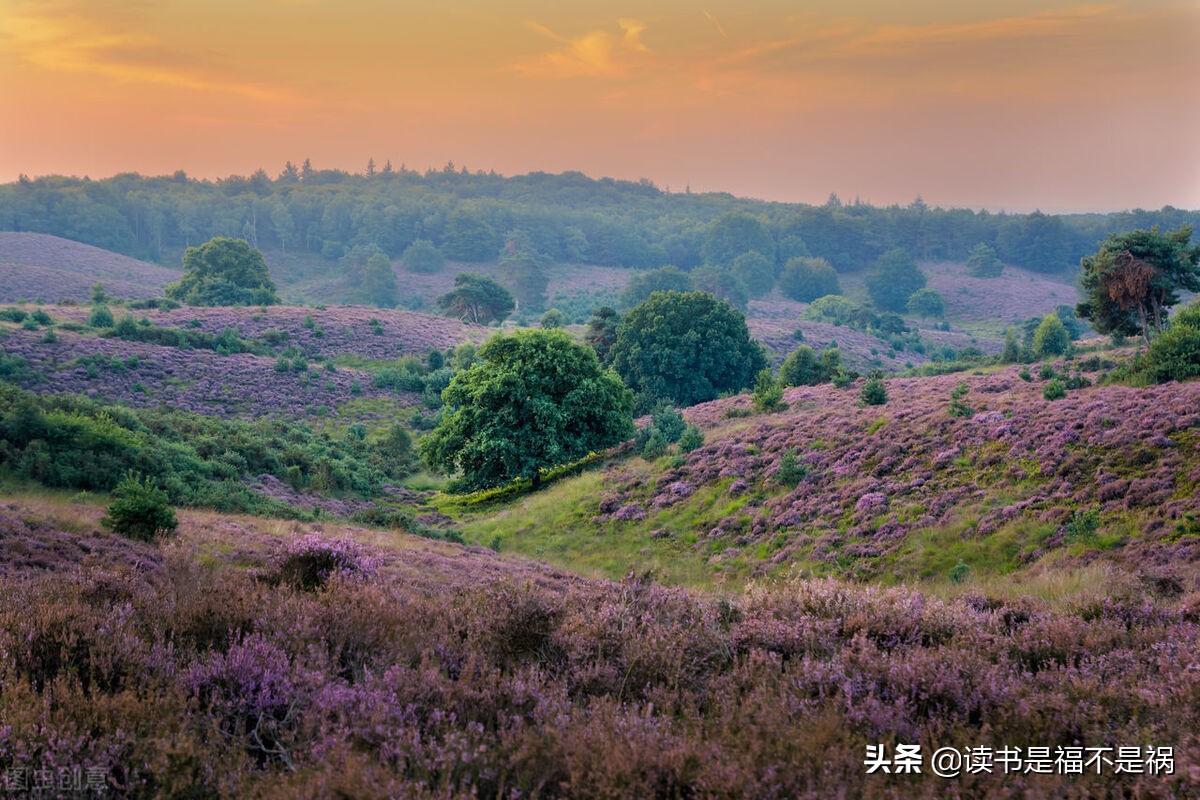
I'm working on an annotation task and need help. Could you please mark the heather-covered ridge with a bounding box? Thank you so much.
[0,233,178,302]
[42,304,490,361]
[459,362,1200,588]
[0,327,416,419]
[0,495,1196,798]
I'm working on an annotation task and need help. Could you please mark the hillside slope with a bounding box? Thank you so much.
[458,361,1200,589]
[0,232,179,302]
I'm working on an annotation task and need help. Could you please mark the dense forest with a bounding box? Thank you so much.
[2,164,1197,275]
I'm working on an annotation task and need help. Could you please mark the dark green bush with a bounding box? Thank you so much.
[102,472,178,541]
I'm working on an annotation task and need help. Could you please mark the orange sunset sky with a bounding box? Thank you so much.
[1,0,1198,211]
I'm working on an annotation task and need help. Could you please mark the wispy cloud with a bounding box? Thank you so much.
[0,0,301,104]
[511,18,652,78]
[702,10,727,40]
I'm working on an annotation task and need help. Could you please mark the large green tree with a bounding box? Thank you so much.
[1076,226,1200,344]
[609,290,767,410]
[779,257,840,302]
[864,248,926,313]
[166,236,279,306]
[419,329,634,489]
[436,273,514,324]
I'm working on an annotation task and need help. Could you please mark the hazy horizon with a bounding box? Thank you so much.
[2,0,1198,211]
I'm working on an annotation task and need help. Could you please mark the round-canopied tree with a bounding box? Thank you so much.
[864,248,926,313]
[419,329,634,490]
[402,239,445,274]
[779,257,840,303]
[608,290,767,410]
[906,287,946,320]
[167,237,279,306]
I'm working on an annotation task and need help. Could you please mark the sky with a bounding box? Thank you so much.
[1,0,1198,211]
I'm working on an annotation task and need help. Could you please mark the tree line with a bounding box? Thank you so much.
[2,165,1195,276]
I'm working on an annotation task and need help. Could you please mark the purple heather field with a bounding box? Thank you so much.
[0,504,1196,798]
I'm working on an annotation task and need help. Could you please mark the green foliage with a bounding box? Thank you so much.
[729,251,776,297]
[634,402,687,458]
[859,375,888,406]
[620,266,692,309]
[801,294,857,326]
[1134,300,1200,384]
[1076,225,1200,343]
[441,211,500,262]
[948,561,971,583]
[1042,378,1066,400]
[780,345,822,387]
[1001,329,1023,363]
[752,368,786,413]
[702,211,774,266]
[420,329,634,490]
[609,291,767,410]
[500,231,550,313]
[88,304,115,328]
[776,448,806,486]
[167,237,279,306]
[539,309,566,329]
[0,384,417,513]
[362,251,399,307]
[778,257,840,303]
[677,423,704,453]
[864,248,926,313]
[101,472,178,541]
[437,273,514,324]
[948,382,973,418]
[965,242,1004,277]
[584,306,620,364]
[1064,509,1099,542]
[402,238,445,274]
[906,288,945,320]
[0,308,28,323]
[1032,313,1070,357]
[690,266,749,310]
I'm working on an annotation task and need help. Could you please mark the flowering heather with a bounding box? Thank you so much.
[272,532,380,590]
[586,364,1200,580]
[0,327,415,418]
[0,233,177,302]
[45,304,489,361]
[0,504,1197,797]
[923,261,1078,327]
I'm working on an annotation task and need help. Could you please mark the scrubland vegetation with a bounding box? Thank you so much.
[2,169,1200,796]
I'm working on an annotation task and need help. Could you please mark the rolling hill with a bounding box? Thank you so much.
[0,232,179,302]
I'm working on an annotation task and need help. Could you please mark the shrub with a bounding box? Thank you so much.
[101,472,178,541]
[777,448,807,486]
[88,304,115,328]
[1033,313,1070,357]
[949,562,971,584]
[636,403,688,458]
[860,377,887,406]
[677,424,704,453]
[948,382,973,418]
[1042,379,1066,400]
[752,368,786,413]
